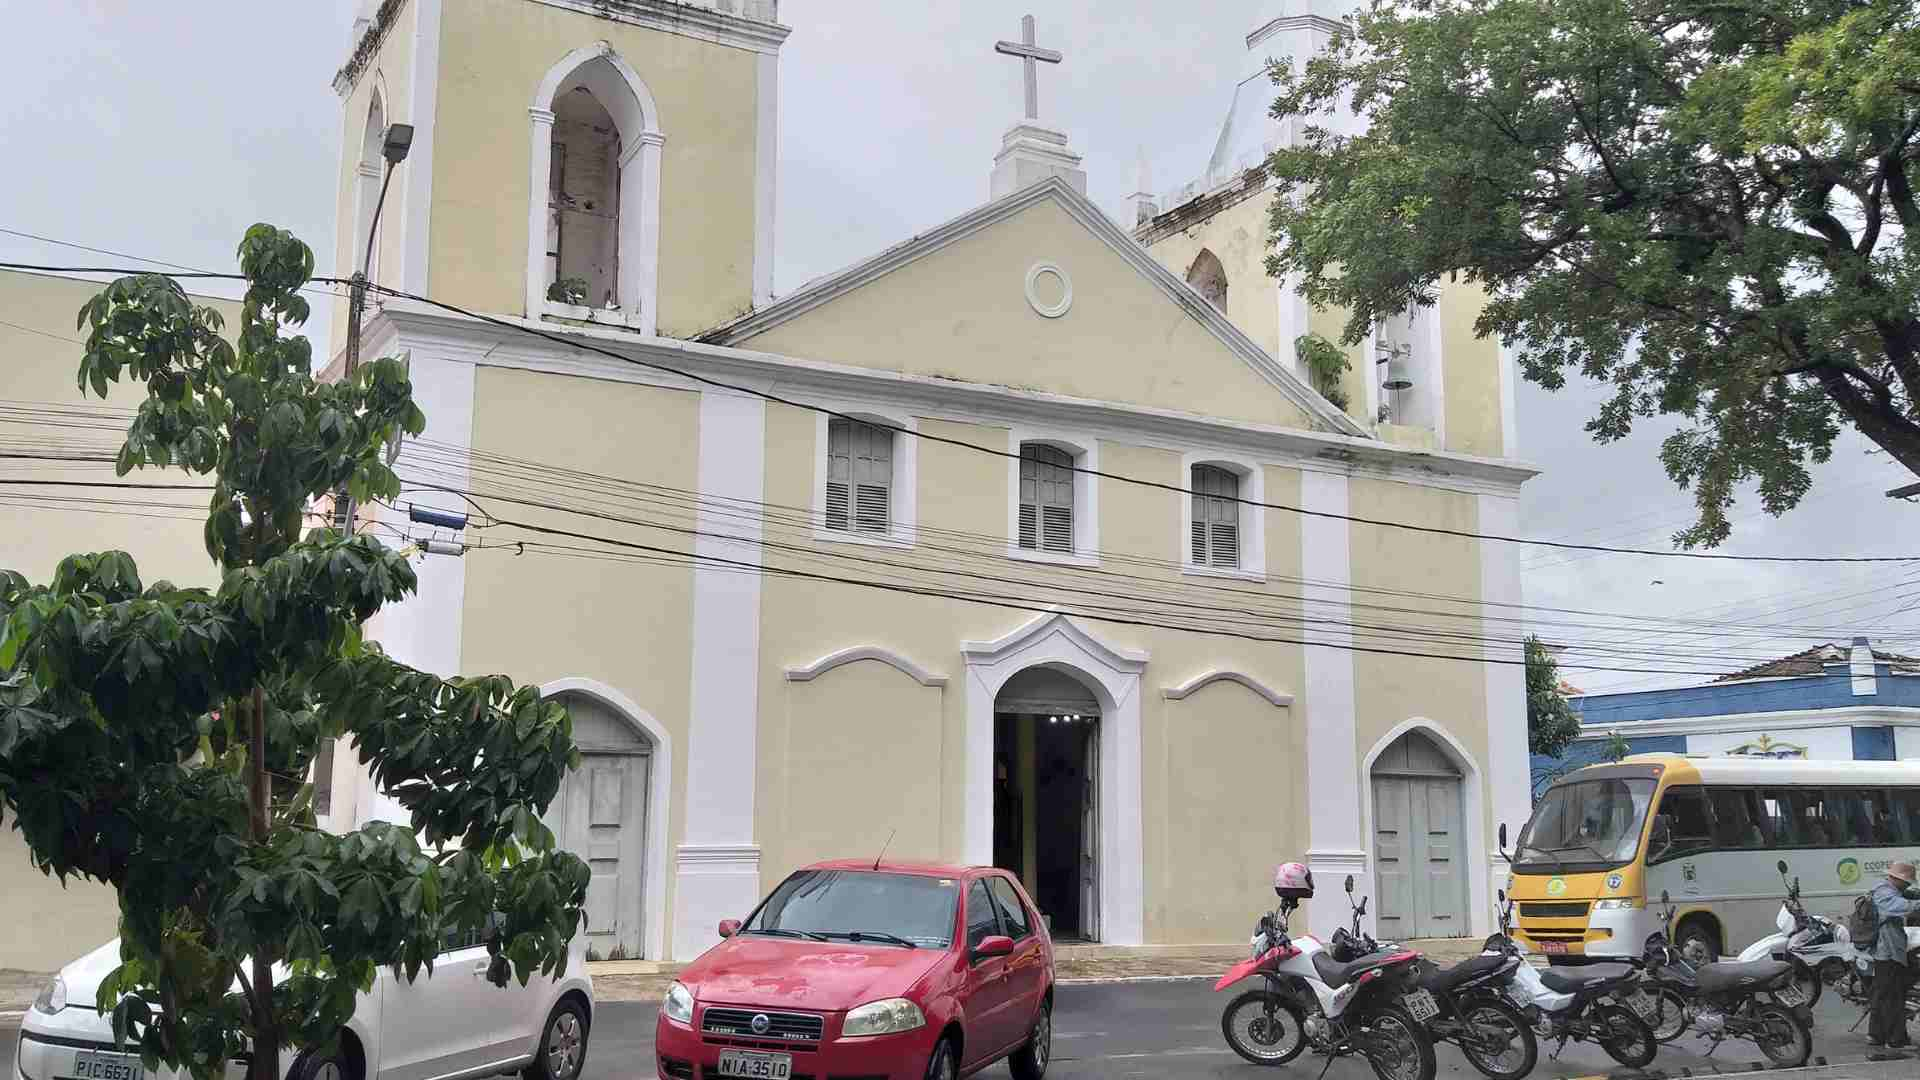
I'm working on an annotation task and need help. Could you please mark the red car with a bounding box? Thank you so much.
[656,860,1055,1080]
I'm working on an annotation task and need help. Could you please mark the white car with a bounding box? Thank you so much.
[14,932,592,1080]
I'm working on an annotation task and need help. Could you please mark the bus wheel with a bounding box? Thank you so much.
[1675,917,1719,965]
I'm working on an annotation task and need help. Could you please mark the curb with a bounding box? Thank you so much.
[1058,973,1217,986]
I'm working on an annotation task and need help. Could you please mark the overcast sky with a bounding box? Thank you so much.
[3,0,1915,693]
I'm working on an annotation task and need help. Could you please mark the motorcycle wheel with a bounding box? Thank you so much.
[1360,1005,1437,1080]
[1221,990,1307,1066]
[1651,988,1689,1043]
[1456,999,1537,1080]
[1594,1004,1657,1068]
[1817,958,1849,988]
[1787,958,1822,1008]
[1751,1003,1812,1069]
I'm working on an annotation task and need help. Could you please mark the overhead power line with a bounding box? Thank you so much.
[0,255,1913,566]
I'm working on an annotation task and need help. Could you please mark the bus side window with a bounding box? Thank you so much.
[1791,790,1831,846]
[1709,787,1763,848]
[1856,788,1897,845]
[1655,786,1713,860]
[1763,789,1798,845]
[1893,788,1920,844]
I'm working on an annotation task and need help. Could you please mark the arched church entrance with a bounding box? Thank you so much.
[1371,729,1468,939]
[993,665,1100,941]
[545,690,653,959]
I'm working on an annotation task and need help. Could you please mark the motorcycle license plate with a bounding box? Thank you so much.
[1774,984,1804,1006]
[1404,989,1440,1022]
[1629,992,1659,1019]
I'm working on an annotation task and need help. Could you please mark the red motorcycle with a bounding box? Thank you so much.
[1214,863,1438,1080]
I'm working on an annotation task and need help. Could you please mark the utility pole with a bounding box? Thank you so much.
[335,121,414,534]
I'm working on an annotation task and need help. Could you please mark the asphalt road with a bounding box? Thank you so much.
[4,979,1909,1080]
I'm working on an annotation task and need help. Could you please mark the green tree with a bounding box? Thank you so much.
[1525,636,1583,757]
[1602,730,1634,763]
[0,227,589,1080]
[1265,0,1920,546]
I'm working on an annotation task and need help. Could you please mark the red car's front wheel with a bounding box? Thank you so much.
[1009,1000,1052,1079]
[924,1035,957,1080]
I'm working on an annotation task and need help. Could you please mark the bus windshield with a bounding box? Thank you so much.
[1514,777,1655,871]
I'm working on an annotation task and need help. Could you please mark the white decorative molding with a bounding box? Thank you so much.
[676,843,765,865]
[962,614,1148,944]
[526,43,663,335]
[373,303,1541,498]
[1024,261,1073,319]
[1300,467,1361,936]
[1178,451,1267,581]
[1006,427,1100,567]
[785,646,949,688]
[1477,491,1532,932]
[1358,718,1493,938]
[529,0,792,55]
[1850,639,1878,696]
[701,177,1369,439]
[539,676,673,962]
[1162,669,1294,707]
[753,50,778,308]
[808,402,918,548]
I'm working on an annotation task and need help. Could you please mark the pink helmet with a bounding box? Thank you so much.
[1273,861,1315,899]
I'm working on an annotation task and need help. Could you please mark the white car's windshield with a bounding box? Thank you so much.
[743,870,959,948]
[1515,777,1655,870]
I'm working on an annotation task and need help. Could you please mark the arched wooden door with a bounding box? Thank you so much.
[545,692,652,959]
[1372,730,1467,939]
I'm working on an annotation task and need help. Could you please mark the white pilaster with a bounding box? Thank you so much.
[990,123,1087,200]
[675,389,768,960]
[1850,637,1877,696]
[399,0,441,295]
[752,50,778,308]
[1478,492,1530,923]
[524,106,556,319]
[1301,468,1366,934]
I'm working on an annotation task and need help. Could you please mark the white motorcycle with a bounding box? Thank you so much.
[1485,890,1659,1068]
[1733,859,1850,1007]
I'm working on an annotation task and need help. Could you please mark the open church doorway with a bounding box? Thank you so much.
[993,665,1100,941]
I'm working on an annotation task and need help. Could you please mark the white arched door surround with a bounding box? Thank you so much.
[1358,718,1491,939]
[539,677,673,961]
[527,42,664,333]
[963,614,1147,945]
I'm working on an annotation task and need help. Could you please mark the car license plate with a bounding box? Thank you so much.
[715,1051,792,1079]
[1774,983,1804,1006]
[65,1051,144,1080]
[1629,992,1659,1019]
[1540,941,1569,954]
[1404,989,1440,1022]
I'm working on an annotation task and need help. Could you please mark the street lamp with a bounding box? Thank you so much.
[336,121,414,533]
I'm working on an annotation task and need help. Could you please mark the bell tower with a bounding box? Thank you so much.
[328,0,790,350]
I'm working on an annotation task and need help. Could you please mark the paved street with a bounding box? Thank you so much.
[4,978,1909,1080]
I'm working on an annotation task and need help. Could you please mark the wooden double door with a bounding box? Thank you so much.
[1372,730,1468,940]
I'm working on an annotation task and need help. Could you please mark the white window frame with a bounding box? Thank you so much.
[1179,452,1265,581]
[1006,428,1099,567]
[812,408,917,548]
[527,44,664,335]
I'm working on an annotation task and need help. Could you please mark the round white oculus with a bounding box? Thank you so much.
[1024,262,1073,318]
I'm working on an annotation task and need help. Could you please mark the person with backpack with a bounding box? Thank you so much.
[1861,861,1920,1048]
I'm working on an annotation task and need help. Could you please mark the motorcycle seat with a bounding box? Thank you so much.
[1420,954,1510,993]
[1312,948,1414,989]
[1695,959,1793,995]
[1538,964,1637,994]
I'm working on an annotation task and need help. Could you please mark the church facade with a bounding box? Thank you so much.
[323,0,1537,962]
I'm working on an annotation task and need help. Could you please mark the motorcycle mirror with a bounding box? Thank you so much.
[1660,889,1671,905]
[1776,859,1788,875]
[1345,874,1355,893]
[1498,888,1507,903]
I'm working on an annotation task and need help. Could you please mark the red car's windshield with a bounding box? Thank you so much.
[743,870,960,948]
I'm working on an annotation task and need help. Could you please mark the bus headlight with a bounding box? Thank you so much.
[1593,898,1642,910]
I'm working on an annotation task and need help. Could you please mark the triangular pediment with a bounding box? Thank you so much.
[704,180,1362,436]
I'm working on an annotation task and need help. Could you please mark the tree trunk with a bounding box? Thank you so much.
[247,686,279,1080]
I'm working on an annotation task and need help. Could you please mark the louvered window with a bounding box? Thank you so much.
[825,418,892,533]
[1018,443,1076,554]
[1191,464,1240,569]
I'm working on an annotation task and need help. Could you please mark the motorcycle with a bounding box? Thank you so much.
[1485,889,1659,1068]
[1837,912,1920,1020]
[1327,875,1538,1080]
[1641,890,1813,1068]
[1215,864,1438,1080]
[1732,859,1850,1007]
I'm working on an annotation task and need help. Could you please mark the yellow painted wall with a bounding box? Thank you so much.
[1346,477,1491,827]
[741,199,1314,431]
[330,0,418,357]
[1142,195,1279,364]
[0,271,241,970]
[429,0,760,335]
[1441,282,1505,458]
[459,364,700,951]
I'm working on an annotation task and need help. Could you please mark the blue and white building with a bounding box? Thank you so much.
[1532,638,1920,795]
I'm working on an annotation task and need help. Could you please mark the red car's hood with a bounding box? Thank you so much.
[684,938,948,1011]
